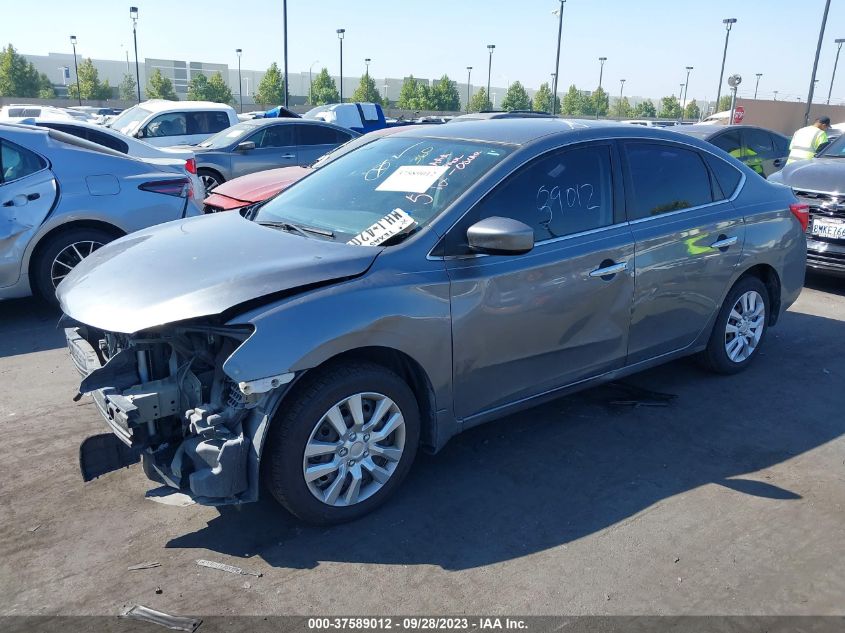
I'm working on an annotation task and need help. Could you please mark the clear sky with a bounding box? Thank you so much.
[3,0,844,104]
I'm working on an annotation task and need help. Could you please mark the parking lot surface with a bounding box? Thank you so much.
[1,276,843,616]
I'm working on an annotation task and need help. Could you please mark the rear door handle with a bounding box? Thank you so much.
[26,192,40,201]
[2,193,39,207]
[589,261,628,278]
[710,235,738,250]
[280,153,295,159]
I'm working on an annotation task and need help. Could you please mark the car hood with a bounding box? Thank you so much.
[57,212,381,334]
[207,166,312,205]
[771,157,845,193]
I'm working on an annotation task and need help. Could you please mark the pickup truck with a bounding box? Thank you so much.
[303,102,409,134]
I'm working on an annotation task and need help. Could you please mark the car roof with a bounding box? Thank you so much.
[450,111,555,122]
[238,117,351,130]
[674,124,788,140]
[389,117,624,146]
[139,100,236,112]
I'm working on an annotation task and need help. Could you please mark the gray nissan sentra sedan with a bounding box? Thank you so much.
[59,119,807,524]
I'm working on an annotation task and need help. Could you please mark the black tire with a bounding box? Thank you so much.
[198,168,224,192]
[264,361,420,525]
[699,275,771,375]
[32,227,116,305]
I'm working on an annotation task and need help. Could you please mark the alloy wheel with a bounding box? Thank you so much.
[724,290,765,363]
[302,392,406,507]
[50,240,104,288]
[200,173,220,191]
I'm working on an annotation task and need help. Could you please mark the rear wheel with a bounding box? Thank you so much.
[33,227,116,305]
[198,168,223,191]
[700,276,770,375]
[264,362,420,525]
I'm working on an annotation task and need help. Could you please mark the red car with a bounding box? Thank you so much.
[203,127,407,214]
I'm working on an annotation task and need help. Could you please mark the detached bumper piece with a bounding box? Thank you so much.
[65,326,251,503]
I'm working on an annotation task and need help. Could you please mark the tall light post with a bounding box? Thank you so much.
[716,18,737,110]
[753,73,762,99]
[551,72,557,113]
[804,0,831,125]
[618,78,625,117]
[466,66,472,113]
[773,90,778,101]
[336,29,345,102]
[282,0,289,108]
[551,0,565,116]
[597,57,607,91]
[383,83,388,104]
[364,58,371,79]
[308,60,320,105]
[682,66,693,119]
[130,7,141,103]
[827,38,845,105]
[486,44,495,110]
[679,83,685,120]
[235,49,243,112]
[69,35,81,105]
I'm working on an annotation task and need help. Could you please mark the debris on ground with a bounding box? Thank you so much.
[242,581,251,589]
[155,586,163,594]
[128,561,161,571]
[120,604,201,632]
[195,559,262,578]
[145,486,196,507]
[27,525,41,533]
[608,382,678,408]
[674,557,680,564]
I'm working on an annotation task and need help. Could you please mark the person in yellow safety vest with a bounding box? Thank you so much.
[728,147,765,176]
[787,116,831,164]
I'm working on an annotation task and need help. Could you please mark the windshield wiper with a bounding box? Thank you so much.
[257,220,335,239]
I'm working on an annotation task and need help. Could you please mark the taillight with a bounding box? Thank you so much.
[185,158,197,174]
[789,202,809,231]
[139,178,192,198]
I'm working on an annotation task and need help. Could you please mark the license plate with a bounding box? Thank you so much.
[811,218,845,240]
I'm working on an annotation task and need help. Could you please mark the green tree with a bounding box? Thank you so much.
[561,84,593,116]
[718,95,732,112]
[467,87,492,112]
[412,81,434,110]
[501,81,531,111]
[591,86,609,117]
[309,68,339,105]
[187,72,210,101]
[398,76,420,109]
[146,68,177,100]
[532,82,560,113]
[37,73,56,99]
[351,73,382,105]
[119,73,137,101]
[613,96,632,118]
[633,99,656,118]
[68,58,112,100]
[430,74,460,111]
[684,98,701,120]
[255,62,285,106]
[206,72,233,104]
[0,44,43,97]
[658,95,682,119]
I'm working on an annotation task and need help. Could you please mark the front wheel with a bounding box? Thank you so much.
[700,276,770,375]
[198,169,223,191]
[264,362,420,525]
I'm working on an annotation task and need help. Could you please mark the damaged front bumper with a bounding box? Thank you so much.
[66,324,287,505]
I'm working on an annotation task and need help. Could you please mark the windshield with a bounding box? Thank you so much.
[107,106,151,134]
[310,131,391,168]
[255,136,512,244]
[198,121,257,148]
[819,133,845,157]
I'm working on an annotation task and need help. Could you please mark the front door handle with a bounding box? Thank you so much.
[710,235,738,250]
[589,261,628,278]
[280,153,295,159]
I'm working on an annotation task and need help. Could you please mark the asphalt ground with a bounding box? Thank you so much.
[1,274,843,617]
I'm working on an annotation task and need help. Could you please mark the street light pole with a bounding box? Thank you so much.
[551,0,565,116]
[69,35,81,105]
[337,29,345,102]
[753,73,762,99]
[130,7,141,102]
[466,66,472,113]
[597,57,607,91]
[682,66,693,120]
[235,49,243,112]
[827,38,845,105]
[804,0,831,125]
[365,58,371,79]
[619,78,625,117]
[679,83,684,121]
[716,18,737,111]
[283,0,289,108]
[551,72,557,113]
[486,44,495,110]
[308,60,319,105]
[773,90,778,101]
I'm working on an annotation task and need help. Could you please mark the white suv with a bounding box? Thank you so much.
[106,100,238,147]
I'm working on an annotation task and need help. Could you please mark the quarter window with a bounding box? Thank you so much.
[625,143,713,219]
[466,145,615,244]
[298,125,350,146]
[187,111,231,135]
[709,130,742,156]
[0,139,46,183]
[744,129,775,155]
[705,155,742,199]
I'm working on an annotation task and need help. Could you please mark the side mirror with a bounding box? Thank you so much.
[236,141,256,152]
[466,216,534,255]
[134,128,145,139]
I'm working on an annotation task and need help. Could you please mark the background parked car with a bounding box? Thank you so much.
[202,126,405,212]
[1,104,80,120]
[674,124,790,178]
[186,118,358,190]
[0,123,201,303]
[106,100,238,147]
[769,132,845,276]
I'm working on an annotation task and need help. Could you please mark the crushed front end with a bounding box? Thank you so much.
[66,322,284,504]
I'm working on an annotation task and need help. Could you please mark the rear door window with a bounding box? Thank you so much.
[743,129,775,157]
[624,143,713,219]
[144,112,187,138]
[297,124,349,146]
[1,139,47,184]
[256,124,295,148]
[187,111,231,135]
[709,130,742,156]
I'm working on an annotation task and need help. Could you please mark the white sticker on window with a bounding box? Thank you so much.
[347,209,416,246]
[375,165,449,193]
[226,129,245,138]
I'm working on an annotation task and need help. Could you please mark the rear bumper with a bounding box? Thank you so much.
[806,236,845,276]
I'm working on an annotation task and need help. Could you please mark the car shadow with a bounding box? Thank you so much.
[166,309,845,571]
[804,272,845,297]
[0,297,65,358]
